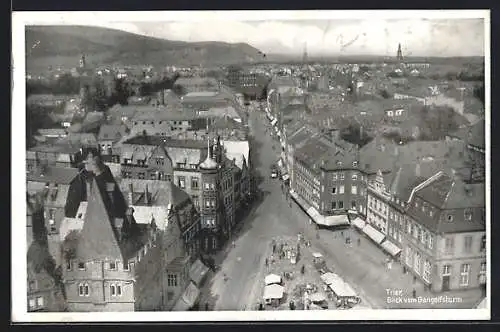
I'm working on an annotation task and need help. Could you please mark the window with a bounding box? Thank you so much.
[123,261,130,271]
[351,201,356,209]
[352,174,358,181]
[479,262,486,284]
[36,296,44,307]
[429,209,433,217]
[464,209,472,221]
[212,237,217,248]
[480,235,486,252]
[117,284,122,296]
[413,252,421,275]
[78,283,90,296]
[442,264,451,276]
[192,195,199,207]
[338,201,344,209]
[332,187,337,194]
[205,199,210,208]
[447,214,453,222]
[339,185,345,194]
[428,235,434,249]
[28,298,35,309]
[109,261,117,270]
[78,262,85,270]
[167,274,178,287]
[28,280,37,291]
[191,177,199,189]
[150,173,157,180]
[331,201,337,210]
[339,173,345,180]
[110,284,116,296]
[460,264,471,286]
[405,247,413,266]
[204,182,211,190]
[445,237,455,254]
[423,260,432,283]
[463,236,473,253]
[352,161,358,167]
[178,176,186,189]
[351,185,357,195]
[332,173,338,180]
[155,157,165,165]
[66,260,72,271]
[138,172,145,179]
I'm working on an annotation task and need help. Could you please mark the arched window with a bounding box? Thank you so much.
[110,284,116,296]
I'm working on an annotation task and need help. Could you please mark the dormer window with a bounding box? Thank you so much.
[447,214,454,222]
[352,161,358,167]
[109,261,117,270]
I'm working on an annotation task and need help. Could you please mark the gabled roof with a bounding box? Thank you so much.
[27,166,79,185]
[98,124,128,141]
[75,178,123,262]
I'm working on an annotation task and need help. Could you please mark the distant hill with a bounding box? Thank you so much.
[25,25,265,72]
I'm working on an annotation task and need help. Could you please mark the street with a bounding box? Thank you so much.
[199,104,483,311]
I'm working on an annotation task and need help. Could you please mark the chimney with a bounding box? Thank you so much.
[128,183,133,206]
[144,185,150,205]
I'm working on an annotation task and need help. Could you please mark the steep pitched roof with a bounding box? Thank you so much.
[76,178,123,262]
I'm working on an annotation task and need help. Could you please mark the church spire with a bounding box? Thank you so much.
[397,43,403,62]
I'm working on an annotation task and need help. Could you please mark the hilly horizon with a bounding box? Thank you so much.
[25,25,484,73]
[25,25,267,72]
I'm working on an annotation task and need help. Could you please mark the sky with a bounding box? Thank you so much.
[16,11,487,57]
[87,18,485,57]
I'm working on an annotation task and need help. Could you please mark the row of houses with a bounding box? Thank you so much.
[264,103,486,294]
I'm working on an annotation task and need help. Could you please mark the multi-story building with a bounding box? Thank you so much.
[129,107,200,137]
[97,124,129,156]
[61,177,165,311]
[402,172,486,293]
[118,135,246,253]
[27,241,66,312]
[26,166,80,266]
[290,135,362,227]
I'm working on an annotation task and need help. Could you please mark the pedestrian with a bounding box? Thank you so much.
[205,302,209,311]
[412,288,417,298]
[301,265,305,274]
[341,231,344,237]
[357,238,361,246]
[265,258,268,267]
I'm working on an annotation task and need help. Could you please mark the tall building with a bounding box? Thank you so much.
[397,43,404,62]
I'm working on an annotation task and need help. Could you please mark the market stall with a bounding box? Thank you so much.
[263,284,285,306]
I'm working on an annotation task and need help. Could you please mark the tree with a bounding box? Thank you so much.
[340,122,373,147]
[379,89,391,99]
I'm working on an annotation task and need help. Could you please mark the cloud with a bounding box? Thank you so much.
[71,18,486,56]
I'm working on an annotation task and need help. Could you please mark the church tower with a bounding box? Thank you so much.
[396,43,403,62]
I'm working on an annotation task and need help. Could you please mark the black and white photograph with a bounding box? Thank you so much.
[12,10,490,321]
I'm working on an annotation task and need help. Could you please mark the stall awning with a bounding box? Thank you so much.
[172,282,200,311]
[313,252,323,259]
[351,217,366,230]
[263,284,284,300]
[265,274,282,286]
[328,278,357,298]
[189,259,210,286]
[381,240,402,257]
[282,174,290,181]
[309,292,327,303]
[323,215,350,227]
[271,119,277,126]
[362,224,385,244]
[320,272,338,285]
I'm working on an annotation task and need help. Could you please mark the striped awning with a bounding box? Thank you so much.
[362,224,385,244]
[381,240,402,257]
[351,217,366,230]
